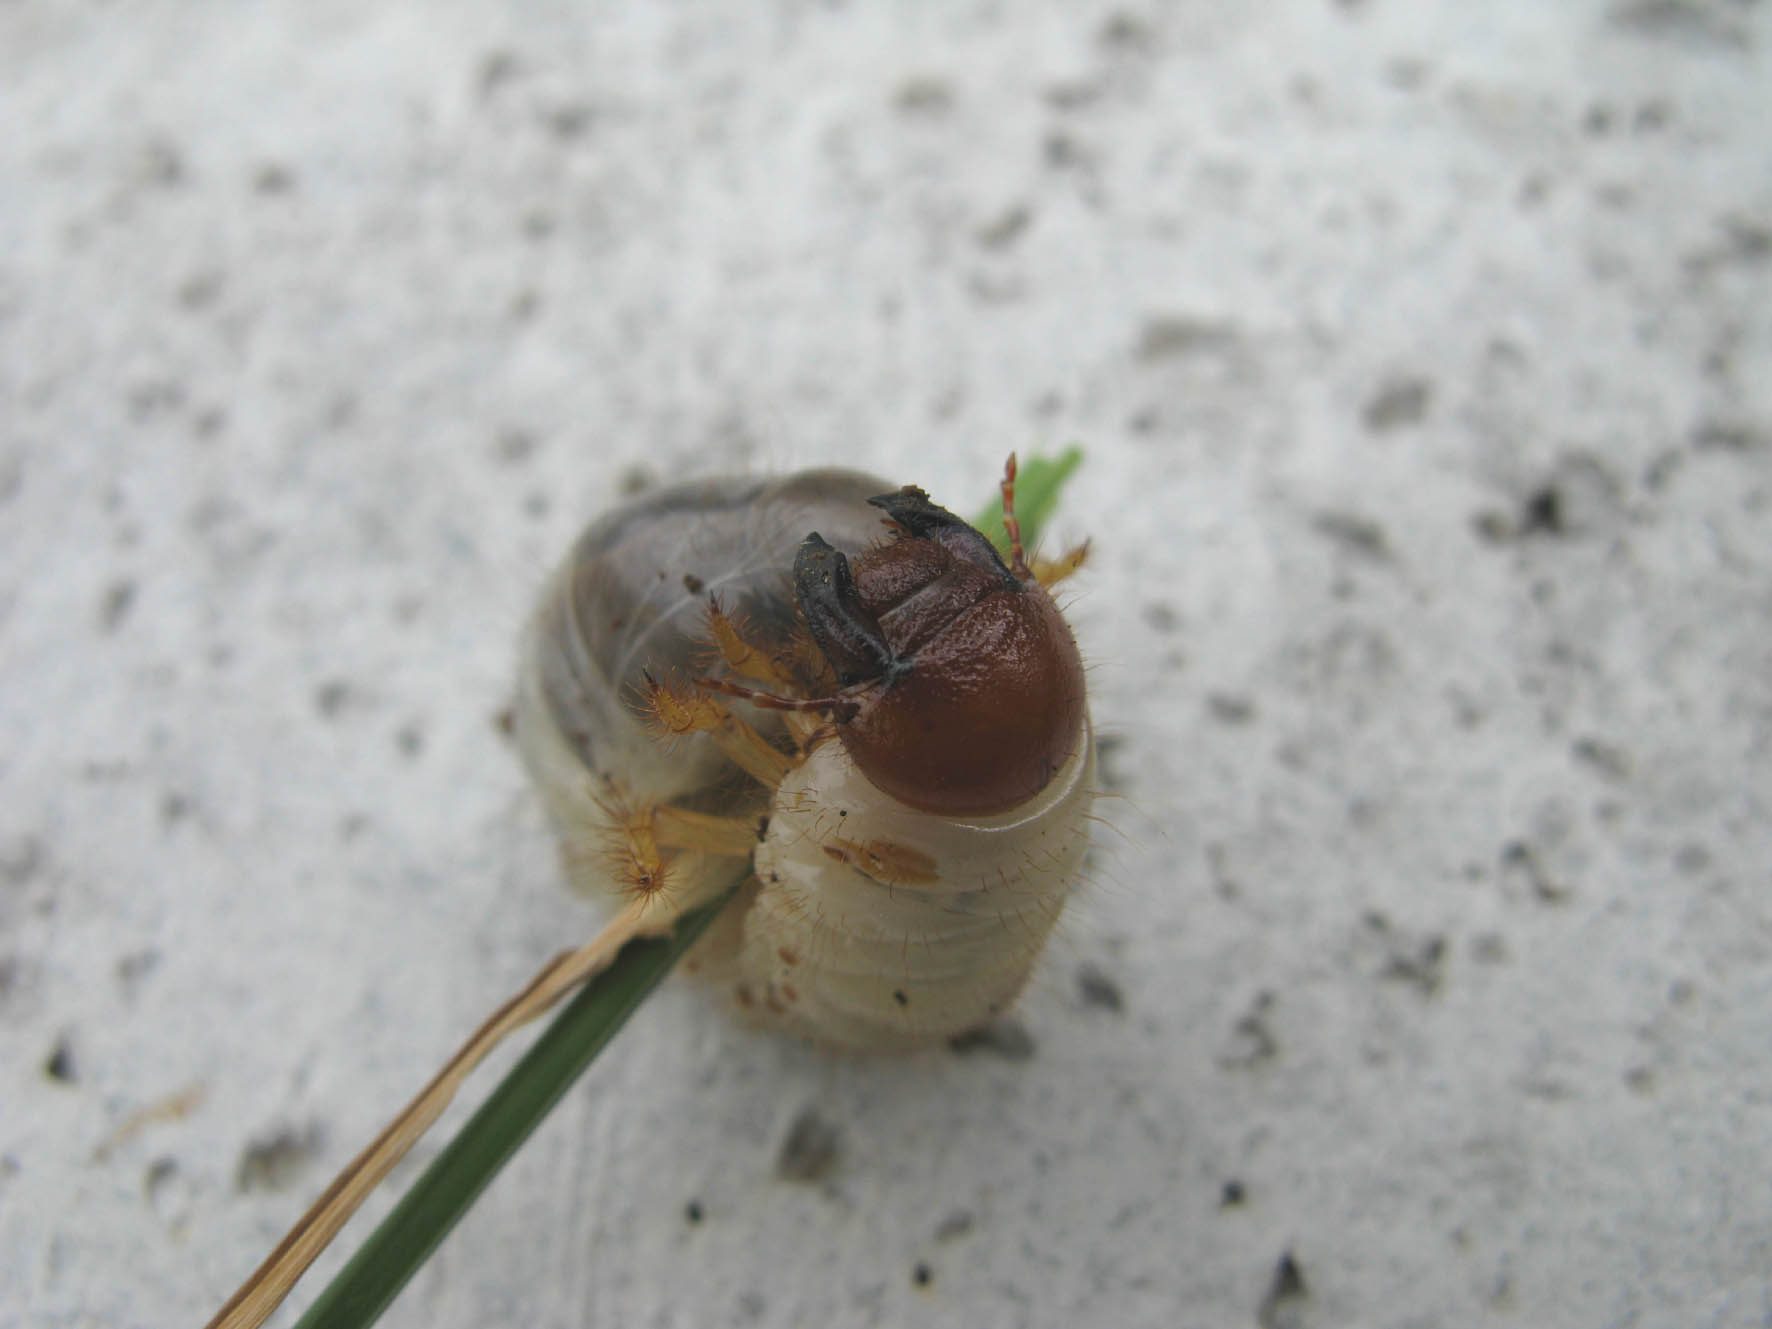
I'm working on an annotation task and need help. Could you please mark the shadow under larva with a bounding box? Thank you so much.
[514,462,1097,1050]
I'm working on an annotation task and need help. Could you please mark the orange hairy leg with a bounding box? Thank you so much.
[1032,539,1090,588]
[704,597,803,692]
[641,672,796,789]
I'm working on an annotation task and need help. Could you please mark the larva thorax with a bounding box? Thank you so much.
[515,465,1095,1050]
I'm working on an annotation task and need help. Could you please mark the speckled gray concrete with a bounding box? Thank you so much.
[3,4,1770,1327]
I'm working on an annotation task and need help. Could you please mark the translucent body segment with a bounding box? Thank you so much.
[519,470,894,813]
[514,471,893,900]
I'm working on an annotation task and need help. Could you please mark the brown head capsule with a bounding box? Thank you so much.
[793,485,1086,816]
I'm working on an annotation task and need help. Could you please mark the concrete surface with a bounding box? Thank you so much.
[3,2,1770,1326]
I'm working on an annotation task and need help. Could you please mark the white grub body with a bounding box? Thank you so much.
[740,732,1093,1048]
[515,469,1096,1051]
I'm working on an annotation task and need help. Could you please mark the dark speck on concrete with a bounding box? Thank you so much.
[494,428,537,465]
[1608,1,1751,50]
[1520,486,1565,536]
[1311,511,1392,561]
[1258,1251,1309,1329]
[776,1107,841,1183]
[1572,736,1632,781]
[975,204,1031,250]
[1098,12,1154,51]
[98,580,136,633]
[236,1122,325,1193]
[160,792,192,828]
[1142,601,1179,633]
[144,1155,179,1205]
[948,1017,1036,1061]
[1673,843,1712,875]
[895,76,954,114]
[1218,992,1278,1069]
[1470,932,1510,964]
[477,48,523,98]
[1136,313,1239,361]
[1501,840,1570,904]
[251,163,295,195]
[544,102,594,141]
[1472,510,1514,544]
[1380,933,1447,997]
[136,138,186,190]
[44,1035,76,1084]
[934,1209,974,1242]
[1693,418,1766,452]
[1207,693,1256,725]
[1044,78,1103,111]
[176,270,224,311]
[116,948,160,998]
[1076,963,1125,1013]
[1094,732,1128,792]
[0,836,42,886]
[1362,376,1432,432]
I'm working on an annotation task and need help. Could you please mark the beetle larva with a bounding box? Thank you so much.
[514,462,1095,1050]
[205,471,1092,1329]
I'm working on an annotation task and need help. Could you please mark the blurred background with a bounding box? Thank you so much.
[2,3,1769,1326]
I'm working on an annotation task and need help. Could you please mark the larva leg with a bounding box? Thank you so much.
[653,804,764,858]
[701,600,847,747]
[605,799,667,897]
[773,629,849,748]
[556,785,672,901]
[998,452,1034,581]
[567,797,759,901]
[696,674,859,723]
[1032,539,1090,588]
[703,597,799,692]
[641,672,796,789]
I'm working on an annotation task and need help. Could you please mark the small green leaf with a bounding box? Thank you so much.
[972,447,1085,555]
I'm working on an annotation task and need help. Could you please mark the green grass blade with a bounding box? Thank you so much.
[971,447,1085,556]
[290,885,739,1329]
